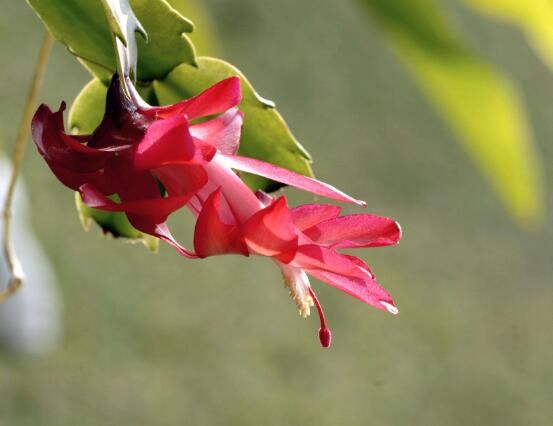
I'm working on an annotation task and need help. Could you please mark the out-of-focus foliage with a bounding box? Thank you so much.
[465,0,553,71]
[358,0,545,226]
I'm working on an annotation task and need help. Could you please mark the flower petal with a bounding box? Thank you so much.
[144,222,197,259]
[79,183,191,220]
[155,77,242,120]
[242,196,298,263]
[153,164,208,196]
[32,103,115,173]
[134,114,196,170]
[44,162,113,192]
[303,214,401,248]
[293,245,372,280]
[306,268,398,314]
[194,188,249,258]
[219,154,366,206]
[190,107,243,155]
[290,204,342,231]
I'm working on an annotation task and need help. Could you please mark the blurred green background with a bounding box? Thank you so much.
[1,1,553,425]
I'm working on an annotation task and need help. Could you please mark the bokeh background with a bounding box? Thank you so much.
[1,1,553,425]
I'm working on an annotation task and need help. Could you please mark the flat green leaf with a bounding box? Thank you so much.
[153,57,313,192]
[69,79,157,250]
[27,0,196,82]
[358,0,544,225]
[464,0,553,71]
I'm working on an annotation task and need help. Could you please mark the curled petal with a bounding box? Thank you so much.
[155,77,242,120]
[219,154,366,206]
[143,222,197,259]
[134,114,196,170]
[306,268,398,314]
[242,196,298,263]
[194,188,249,258]
[32,104,115,173]
[190,108,244,155]
[303,214,402,248]
[290,204,341,231]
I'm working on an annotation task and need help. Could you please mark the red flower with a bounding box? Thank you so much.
[32,74,401,347]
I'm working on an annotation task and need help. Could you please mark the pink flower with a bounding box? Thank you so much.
[32,74,401,347]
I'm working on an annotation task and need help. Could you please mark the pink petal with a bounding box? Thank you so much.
[290,204,341,231]
[219,154,366,206]
[194,188,249,258]
[146,223,198,259]
[242,196,298,263]
[293,245,372,280]
[134,114,196,170]
[303,214,402,248]
[306,268,398,314]
[155,77,242,120]
[190,108,243,155]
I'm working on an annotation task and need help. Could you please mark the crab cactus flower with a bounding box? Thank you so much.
[32,74,402,347]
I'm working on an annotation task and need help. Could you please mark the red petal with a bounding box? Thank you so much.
[194,188,249,258]
[155,77,242,120]
[45,162,113,192]
[242,196,298,263]
[219,154,366,206]
[190,108,243,154]
[306,268,398,314]
[134,114,196,170]
[79,183,190,221]
[290,204,341,231]
[32,104,115,173]
[153,164,208,196]
[303,214,401,248]
[293,245,372,280]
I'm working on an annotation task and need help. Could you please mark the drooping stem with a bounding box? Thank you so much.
[1,32,54,303]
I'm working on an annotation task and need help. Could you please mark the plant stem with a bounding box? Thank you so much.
[1,32,54,303]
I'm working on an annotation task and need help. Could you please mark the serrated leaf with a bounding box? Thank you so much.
[464,0,553,72]
[166,0,221,56]
[358,0,544,226]
[153,57,313,192]
[27,0,196,82]
[69,79,157,250]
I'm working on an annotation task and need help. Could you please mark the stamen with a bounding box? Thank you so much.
[308,287,332,348]
[280,266,314,318]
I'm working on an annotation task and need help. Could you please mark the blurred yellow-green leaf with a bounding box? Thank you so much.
[464,0,553,72]
[358,0,544,226]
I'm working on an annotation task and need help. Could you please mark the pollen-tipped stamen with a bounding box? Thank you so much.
[308,287,331,348]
